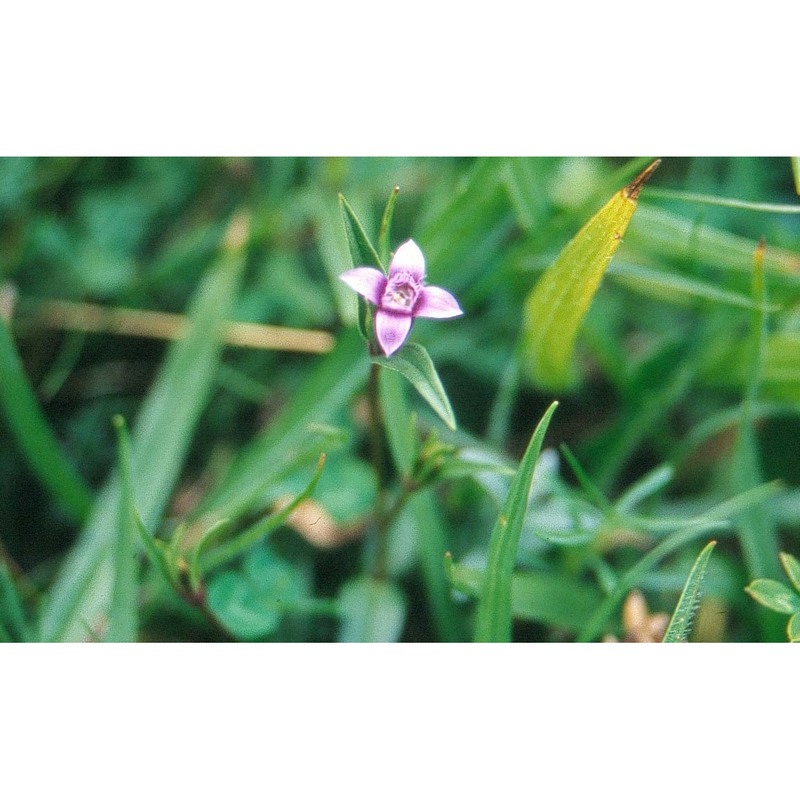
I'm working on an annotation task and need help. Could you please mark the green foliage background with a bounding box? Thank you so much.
[1,156,799,642]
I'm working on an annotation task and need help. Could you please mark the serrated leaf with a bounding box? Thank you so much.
[337,576,406,643]
[474,401,558,642]
[788,613,800,642]
[521,161,660,390]
[663,540,716,643]
[373,342,456,431]
[779,553,800,594]
[745,579,800,615]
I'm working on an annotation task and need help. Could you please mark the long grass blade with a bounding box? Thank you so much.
[474,401,558,642]
[39,212,248,641]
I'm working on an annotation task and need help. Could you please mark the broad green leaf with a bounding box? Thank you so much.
[745,579,800,615]
[521,161,660,389]
[0,309,93,523]
[337,576,406,643]
[663,540,716,643]
[474,400,558,642]
[40,212,248,641]
[108,416,139,642]
[378,367,416,476]
[378,185,400,267]
[577,482,780,642]
[780,553,800,594]
[447,559,603,633]
[199,330,368,522]
[373,342,456,431]
[788,613,800,643]
[0,561,33,642]
[206,544,306,641]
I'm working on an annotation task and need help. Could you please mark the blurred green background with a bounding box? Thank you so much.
[1,156,799,642]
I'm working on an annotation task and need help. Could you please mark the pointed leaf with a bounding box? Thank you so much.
[0,311,93,523]
[40,212,248,641]
[339,193,383,271]
[474,401,558,642]
[0,562,33,642]
[663,540,716,643]
[378,185,400,267]
[521,161,660,389]
[373,342,456,431]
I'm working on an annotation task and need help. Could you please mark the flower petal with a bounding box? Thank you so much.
[339,267,387,306]
[375,309,413,356]
[389,239,426,281]
[413,285,464,319]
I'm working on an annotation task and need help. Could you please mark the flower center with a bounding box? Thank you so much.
[381,271,420,313]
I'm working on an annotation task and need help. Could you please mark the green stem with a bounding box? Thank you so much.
[367,361,391,579]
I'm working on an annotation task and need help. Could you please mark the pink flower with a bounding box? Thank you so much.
[339,239,463,356]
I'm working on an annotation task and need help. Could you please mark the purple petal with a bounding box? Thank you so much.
[375,309,413,356]
[339,267,387,306]
[413,285,464,319]
[389,239,425,281]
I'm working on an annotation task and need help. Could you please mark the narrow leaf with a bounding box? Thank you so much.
[663,540,717,643]
[0,312,93,523]
[337,576,406,643]
[378,185,400,267]
[745,579,800,615]
[373,342,456,431]
[474,401,558,642]
[0,562,33,642]
[40,212,248,641]
[339,193,383,271]
[448,560,602,633]
[108,415,139,642]
[521,160,660,389]
[790,157,800,196]
[202,454,326,572]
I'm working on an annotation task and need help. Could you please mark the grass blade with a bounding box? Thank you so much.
[643,187,800,214]
[447,557,603,633]
[108,416,139,641]
[0,561,34,642]
[521,161,660,389]
[474,400,558,642]
[663,540,716,643]
[39,212,248,641]
[0,308,93,523]
[378,185,400,267]
[373,342,456,431]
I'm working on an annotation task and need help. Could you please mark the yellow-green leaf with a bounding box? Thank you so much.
[521,160,660,390]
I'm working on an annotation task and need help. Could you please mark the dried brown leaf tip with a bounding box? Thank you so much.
[603,590,669,643]
[624,159,661,201]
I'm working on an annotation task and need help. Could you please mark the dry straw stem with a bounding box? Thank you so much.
[29,300,335,354]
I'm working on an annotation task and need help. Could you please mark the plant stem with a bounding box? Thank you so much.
[367,361,391,580]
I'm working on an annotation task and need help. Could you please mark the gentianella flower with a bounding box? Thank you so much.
[339,239,463,356]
